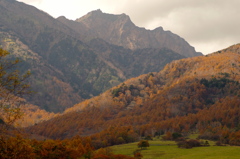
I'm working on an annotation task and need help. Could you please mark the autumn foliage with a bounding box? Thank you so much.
[24,45,240,147]
[0,134,136,159]
[1,45,240,157]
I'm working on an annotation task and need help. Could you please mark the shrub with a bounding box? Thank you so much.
[177,139,202,149]
[203,141,210,146]
[137,140,149,149]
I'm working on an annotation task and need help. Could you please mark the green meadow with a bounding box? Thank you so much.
[111,140,240,159]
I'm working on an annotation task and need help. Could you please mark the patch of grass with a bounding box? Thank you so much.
[111,140,240,159]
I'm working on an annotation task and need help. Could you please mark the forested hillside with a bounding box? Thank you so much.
[26,44,240,145]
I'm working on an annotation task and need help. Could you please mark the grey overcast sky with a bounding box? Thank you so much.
[17,0,240,55]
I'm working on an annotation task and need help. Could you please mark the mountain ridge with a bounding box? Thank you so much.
[58,9,202,57]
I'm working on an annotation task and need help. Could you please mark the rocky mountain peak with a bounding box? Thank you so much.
[57,16,68,20]
[79,9,103,20]
[76,9,133,27]
[152,26,164,31]
[74,10,201,57]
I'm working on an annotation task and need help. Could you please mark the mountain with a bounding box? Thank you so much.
[58,9,202,57]
[25,44,240,139]
[0,0,200,113]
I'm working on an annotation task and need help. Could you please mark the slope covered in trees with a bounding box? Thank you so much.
[26,44,240,144]
[0,48,137,158]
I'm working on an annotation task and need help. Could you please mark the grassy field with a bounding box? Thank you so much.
[111,140,240,159]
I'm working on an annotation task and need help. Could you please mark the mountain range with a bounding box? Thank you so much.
[0,0,201,113]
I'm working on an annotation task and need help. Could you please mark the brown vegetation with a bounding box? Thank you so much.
[25,44,240,147]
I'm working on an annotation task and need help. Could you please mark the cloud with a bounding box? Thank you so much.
[17,0,240,54]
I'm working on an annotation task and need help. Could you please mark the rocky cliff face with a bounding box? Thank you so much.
[61,9,202,57]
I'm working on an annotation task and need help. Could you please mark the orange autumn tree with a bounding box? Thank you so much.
[0,48,31,128]
[137,140,149,149]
